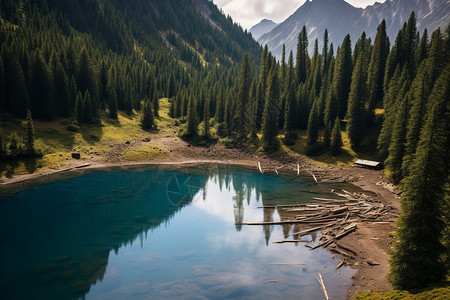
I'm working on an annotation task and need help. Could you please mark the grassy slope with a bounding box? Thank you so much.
[355,281,450,300]
[0,99,173,177]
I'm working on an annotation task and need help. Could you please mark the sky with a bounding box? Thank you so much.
[213,0,387,29]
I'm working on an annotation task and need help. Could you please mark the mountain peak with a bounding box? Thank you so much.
[258,0,449,60]
[249,19,278,41]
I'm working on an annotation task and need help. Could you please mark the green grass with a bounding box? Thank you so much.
[284,129,357,167]
[355,281,450,300]
[0,99,176,177]
[120,144,166,161]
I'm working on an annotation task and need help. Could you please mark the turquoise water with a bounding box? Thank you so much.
[0,165,355,299]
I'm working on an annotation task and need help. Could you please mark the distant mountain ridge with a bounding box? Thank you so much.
[249,19,278,40]
[258,0,450,59]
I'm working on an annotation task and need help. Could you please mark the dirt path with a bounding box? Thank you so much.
[0,137,399,299]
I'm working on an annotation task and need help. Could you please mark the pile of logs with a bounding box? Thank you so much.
[240,189,398,265]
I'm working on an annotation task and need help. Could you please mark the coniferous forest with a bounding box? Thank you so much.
[0,0,449,294]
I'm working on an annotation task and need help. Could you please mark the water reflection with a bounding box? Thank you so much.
[0,165,355,300]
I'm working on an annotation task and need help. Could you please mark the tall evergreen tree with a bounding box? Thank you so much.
[141,98,156,130]
[347,55,367,149]
[75,92,84,123]
[295,26,308,84]
[25,110,35,154]
[29,51,53,120]
[3,49,29,117]
[261,68,280,151]
[330,117,342,156]
[307,101,319,145]
[385,94,409,183]
[367,20,389,116]
[389,67,449,290]
[83,91,93,123]
[186,94,199,138]
[203,95,211,139]
[234,53,252,138]
[334,35,353,119]
[322,29,329,72]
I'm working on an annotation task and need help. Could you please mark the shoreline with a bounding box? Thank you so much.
[0,146,399,299]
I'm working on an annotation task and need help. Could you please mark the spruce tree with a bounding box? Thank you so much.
[3,49,29,118]
[261,68,280,151]
[141,99,156,130]
[322,29,329,72]
[334,35,353,119]
[29,51,53,120]
[330,118,342,156]
[234,53,252,139]
[284,51,296,136]
[50,51,70,117]
[347,55,367,149]
[295,26,308,84]
[385,94,409,184]
[389,67,449,290]
[83,91,93,123]
[367,20,389,116]
[307,101,319,145]
[75,92,84,123]
[25,110,35,154]
[153,93,160,117]
[186,94,199,138]
[203,95,211,139]
[323,121,332,150]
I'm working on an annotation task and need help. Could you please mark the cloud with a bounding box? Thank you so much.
[213,0,386,30]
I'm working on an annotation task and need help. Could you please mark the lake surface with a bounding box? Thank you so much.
[0,165,356,299]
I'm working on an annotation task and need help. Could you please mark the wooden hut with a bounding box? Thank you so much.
[354,159,383,170]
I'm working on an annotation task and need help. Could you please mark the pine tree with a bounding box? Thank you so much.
[385,94,409,184]
[186,94,199,138]
[367,20,389,117]
[25,110,35,154]
[167,74,176,99]
[83,91,93,123]
[29,51,53,120]
[153,93,160,117]
[261,68,280,151]
[334,35,353,119]
[347,55,367,149]
[307,101,319,145]
[284,51,296,136]
[50,51,70,117]
[295,26,308,85]
[330,117,342,156]
[323,121,332,150]
[3,49,29,118]
[389,67,449,290]
[141,99,156,130]
[322,29,329,72]
[203,95,211,139]
[234,53,252,139]
[75,92,84,123]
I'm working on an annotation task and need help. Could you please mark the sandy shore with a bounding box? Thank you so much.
[0,138,399,299]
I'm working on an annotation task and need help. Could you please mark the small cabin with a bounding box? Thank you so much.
[354,159,383,170]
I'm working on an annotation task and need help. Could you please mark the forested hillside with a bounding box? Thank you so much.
[0,0,261,121]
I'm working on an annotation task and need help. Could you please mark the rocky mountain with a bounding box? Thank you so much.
[249,19,278,40]
[258,0,450,60]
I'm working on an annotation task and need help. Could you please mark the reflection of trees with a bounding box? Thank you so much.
[0,168,208,300]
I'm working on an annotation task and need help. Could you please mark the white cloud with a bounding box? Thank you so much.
[213,0,386,29]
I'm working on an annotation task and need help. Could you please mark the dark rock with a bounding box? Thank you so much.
[72,152,81,159]
[125,141,130,145]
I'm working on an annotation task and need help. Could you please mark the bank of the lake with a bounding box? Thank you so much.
[0,142,399,299]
